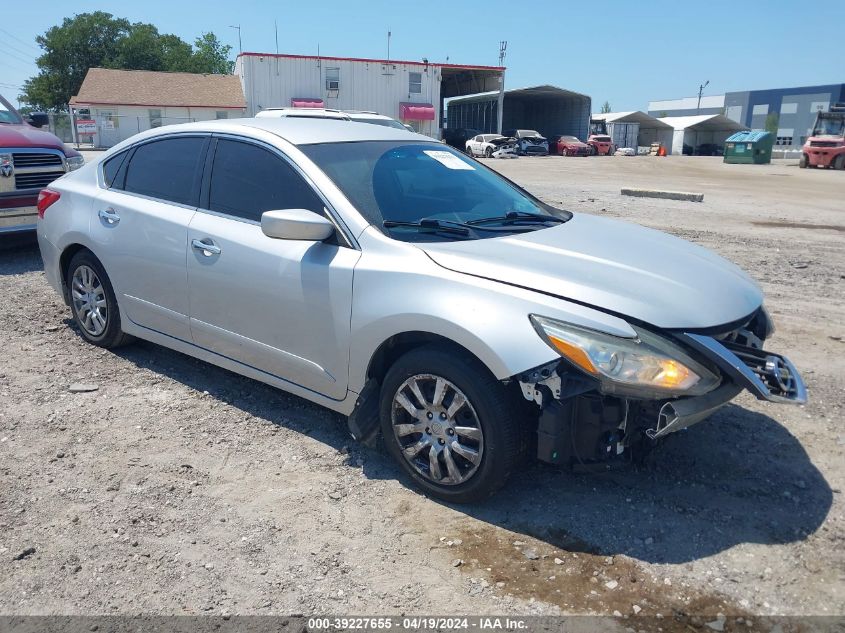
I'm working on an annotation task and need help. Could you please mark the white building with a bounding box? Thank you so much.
[658,114,747,156]
[69,68,247,147]
[235,52,504,137]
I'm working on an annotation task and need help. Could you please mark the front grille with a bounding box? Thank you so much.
[12,152,64,168]
[809,141,839,148]
[15,172,62,190]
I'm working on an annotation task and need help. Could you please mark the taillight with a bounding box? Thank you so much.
[37,189,61,219]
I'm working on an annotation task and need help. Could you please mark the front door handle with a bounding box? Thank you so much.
[98,208,120,225]
[191,238,222,257]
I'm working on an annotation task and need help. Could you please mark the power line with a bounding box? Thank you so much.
[0,28,41,54]
[4,47,37,67]
[4,37,40,61]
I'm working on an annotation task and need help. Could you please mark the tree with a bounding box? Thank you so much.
[21,12,234,111]
[22,12,132,110]
[765,112,780,135]
[189,32,235,75]
[601,101,612,113]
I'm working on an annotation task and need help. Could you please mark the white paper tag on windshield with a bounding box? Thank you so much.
[423,150,475,170]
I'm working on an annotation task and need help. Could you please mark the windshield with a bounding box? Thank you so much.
[593,136,611,142]
[0,94,23,124]
[813,114,845,137]
[302,141,569,242]
[518,130,542,137]
[350,116,407,130]
[561,136,581,143]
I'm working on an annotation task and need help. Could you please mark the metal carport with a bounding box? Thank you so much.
[591,111,674,153]
[659,114,749,156]
[446,85,591,140]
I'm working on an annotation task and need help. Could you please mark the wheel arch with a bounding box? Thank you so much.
[364,331,495,388]
[58,242,96,303]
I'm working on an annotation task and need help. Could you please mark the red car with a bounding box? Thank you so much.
[549,135,591,156]
[587,134,614,156]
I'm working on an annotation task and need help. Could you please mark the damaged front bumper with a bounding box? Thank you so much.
[517,331,806,466]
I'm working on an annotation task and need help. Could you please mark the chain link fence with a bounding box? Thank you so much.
[46,113,200,149]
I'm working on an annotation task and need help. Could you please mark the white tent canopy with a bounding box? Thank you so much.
[591,111,674,152]
[658,114,748,155]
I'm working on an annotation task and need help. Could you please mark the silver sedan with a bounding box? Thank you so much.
[36,119,805,502]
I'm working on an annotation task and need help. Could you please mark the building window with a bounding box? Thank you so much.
[780,102,798,115]
[149,109,162,128]
[325,67,340,91]
[409,72,422,94]
[810,101,828,113]
[215,111,228,120]
[775,136,793,146]
[752,104,769,116]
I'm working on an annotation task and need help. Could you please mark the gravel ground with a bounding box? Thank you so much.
[0,155,842,624]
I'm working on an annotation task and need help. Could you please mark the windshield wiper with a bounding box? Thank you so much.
[466,211,566,226]
[383,219,473,237]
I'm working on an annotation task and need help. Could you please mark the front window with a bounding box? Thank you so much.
[561,136,580,143]
[593,136,611,142]
[149,109,162,128]
[409,72,422,94]
[325,67,340,91]
[0,94,23,124]
[518,129,541,137]
[813,114,845,137]
[302,141,569,242]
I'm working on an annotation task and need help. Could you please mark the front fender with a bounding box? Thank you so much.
[348,228,637,394]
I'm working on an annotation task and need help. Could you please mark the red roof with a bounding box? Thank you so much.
[238,52,504,72]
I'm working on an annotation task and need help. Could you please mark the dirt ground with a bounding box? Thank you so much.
[1,155,843,624]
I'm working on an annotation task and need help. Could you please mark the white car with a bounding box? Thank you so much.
[465,134,518,159]
[255,107,351,120]
[345,111,408,130]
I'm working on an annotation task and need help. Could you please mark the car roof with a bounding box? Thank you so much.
[118,117,433,147]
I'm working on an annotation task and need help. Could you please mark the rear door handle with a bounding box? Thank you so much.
[98,208,120,225]
[191,238,221,256]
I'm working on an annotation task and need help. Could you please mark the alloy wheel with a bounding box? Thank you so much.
[391,374,484,486]
[71,264,108,336]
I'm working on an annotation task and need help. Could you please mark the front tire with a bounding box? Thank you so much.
[799,154,808,168]
[834,154,845,170]
[484,146,493,158]
[379,345,525,503]
[67,250,132,348]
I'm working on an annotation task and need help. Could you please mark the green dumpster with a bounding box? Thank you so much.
[723,130,773,164]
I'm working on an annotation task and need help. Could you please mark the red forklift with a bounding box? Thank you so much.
[800,103,845,169]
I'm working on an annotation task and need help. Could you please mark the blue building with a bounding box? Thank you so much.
[648,83,845,148]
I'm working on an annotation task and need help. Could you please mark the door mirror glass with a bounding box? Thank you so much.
[261,209,335,241]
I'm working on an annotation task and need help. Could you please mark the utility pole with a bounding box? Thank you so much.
[229,24,242,54]
[496,41,507,134]
[274,20,279,54]
[387,29,391,62]
[697,80,709,114]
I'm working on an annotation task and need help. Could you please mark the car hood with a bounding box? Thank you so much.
[565,141,589,148]
[419,213,763,330]
[0,123,66,151]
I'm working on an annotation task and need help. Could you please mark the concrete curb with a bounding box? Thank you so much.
[621,188,704,202]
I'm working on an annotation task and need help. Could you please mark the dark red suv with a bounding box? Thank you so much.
[1,93,84,234]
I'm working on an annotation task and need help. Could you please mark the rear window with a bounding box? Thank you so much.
[102,151,129,188]
[123,137,206,206]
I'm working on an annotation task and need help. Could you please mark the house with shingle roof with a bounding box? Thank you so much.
[69,68,246,147]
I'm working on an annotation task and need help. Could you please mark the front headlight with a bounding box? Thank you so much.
[66,155,85,171]
[530,315,720,396]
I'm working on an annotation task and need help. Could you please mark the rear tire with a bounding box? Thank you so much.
[465,146,473,156]
[379,344,526,503]
[66,250,132,349]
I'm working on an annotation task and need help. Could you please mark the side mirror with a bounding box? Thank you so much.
[261,209,335,241]
[27,113,49,128]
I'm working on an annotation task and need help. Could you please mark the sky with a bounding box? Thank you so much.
[3,0,844,112]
